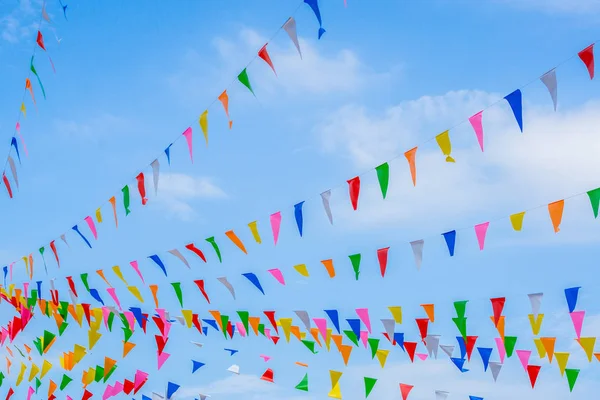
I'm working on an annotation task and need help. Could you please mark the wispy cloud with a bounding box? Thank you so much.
[0,0,41,44]
[496,0,600,15]
[154,173,227,221]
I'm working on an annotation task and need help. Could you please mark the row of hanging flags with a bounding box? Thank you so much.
[2,0,68,199]
[0,284,591,398]
[1,0,327,200]
[2,38,597,280]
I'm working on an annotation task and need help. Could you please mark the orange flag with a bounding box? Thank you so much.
[25,78,35,105]
[404,147,418,186]
[340,345,352,365]
[548,200,564,233]
[225,230,247,254]
[218,90,233,129]
[321,259,335,278]
[149,285,159,308]
[109,197,118,228]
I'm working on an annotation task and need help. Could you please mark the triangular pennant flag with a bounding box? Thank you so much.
[555,352,569,376]
[375,163,390,198]
[548,200,564,233]
[364,377,377,398]
[510,211,525,231]
[242,273,264,294]
[442,230,456,256]
[399,383,413,400]
[540,69,558,111]
[404,147,418,186]
[294,201,305,236]
[295,373,309,391]
[527,365,541,388]
[478,347,492,371]
[225,230,247,254]
[435,130,455,162]
[489,361,502,382]
[237,68,255,96]
[270,212,281,245]
[283,17,302,58]
[192,360,205,373]
[565,287,580,313]
[566,369,580,392]
[258,44,277,75]
[504,89,523,132]
[410,240,424,269]
[578,44,595,80]
[321,190,333,224]
[347,176,360,210]
[304,0,326,39]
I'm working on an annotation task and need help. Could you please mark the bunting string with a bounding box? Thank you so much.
[2,38,597,281]
[0,0,67,199]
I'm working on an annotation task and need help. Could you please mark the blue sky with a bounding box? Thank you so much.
[1,0,600,399]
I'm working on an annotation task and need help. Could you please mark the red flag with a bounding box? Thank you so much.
[154,335,168,354]
[399,383,414,400]
[415,318,428,341]
[490,297,505,327]
[404,341,417,362]
[65,276,77,297]
[465,335,478,361]
[193,279,210,303]
[5,388,14,400]
[260,368,274,383]
[3,174,13,198]
[376,247,390,277]
[258,44,277,76]
[527,365,541,388]
[185,243,207,263]
[263,311,278,334]
[136,173,147,205]
[347,176,360,210]
[36,31,46,50]
[50,240,60,267]
[123,380,135,395]
[579,44,595,80]
[81,389,93,400]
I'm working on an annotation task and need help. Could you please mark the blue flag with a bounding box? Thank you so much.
[242,272,265,295]
[504,89,523,132]
[148,255,167,276]
[477,347,493,371]
[442,230,456,256]
[294,201,305,236]
[565,287,581,313]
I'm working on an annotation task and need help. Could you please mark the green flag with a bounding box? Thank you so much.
[39,246,47,273]
[364,377,377,398]
[454,300,468,319]
[349,253,361,280]
[107,312,115,331]
[221,315,230,338]
[0,372,4,387]
[94,367,104,382]
[171,282,183,307]
[375,162,390,199]
[35,376,41,391]
[368,338,379,359]
[504,336,517,358]
[588,188,600,218]
[343,330,359,347]
[301,340,317,354]
[205,237,222,262]
[258,323,265,336]
[43,330,55,352]
[33,337,43,356]
[122,185,131,215]
[80,273,90,292]
[58,322,68,336]
[104,365,117,383]
[295,373,309,391]
[237,311,249,333]
[452,317,467,338]
[122,327,133,342]
[237,68,255,96]
[30,56,46,99]
[59,374,72,390]
[59,301,69,320]
[566,368,580,392]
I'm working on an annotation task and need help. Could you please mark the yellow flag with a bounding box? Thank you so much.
[40,359,52,379]
[294,264,310,277]
[112,265,128,285]
[510,212,525,231]
[435,130,455,162]
[73,344,87,363]
[181,309,193,328]
[388,306,402,324]
[95,208,103,223]
[279,318,293,342]
[28,363,39,381]
[88,329,102,350]
[199,110,208,145]
[16,362,26,386]
[128,286,144,303]
[328,384,342,399]
[248,221,262,244]
[376,349,390,368]
[555,352,569,376]
[578,337,596,362]
[528,314,544,336]
[20,102,26,117]
[330,370,343,388]
[82,368,94,386]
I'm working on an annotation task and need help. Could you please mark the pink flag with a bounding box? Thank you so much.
[182,127,193,163]
[107,287,122,310]
[313,318,328,341]
[26,386,34,400]
[102,306,111,330]
[129,260,145,283]
[134,370,149,391]
[157,351,170,370]
[260,354,271,362]
[267,268,285,285]
[474,222,490,250]
[270,212,282,245]
[469,111,484,152]
[570,310,585,339]
[264,328,272,340]
[416,353,428,361]
[124,311,135,331]
[495,337,506,363]
[84,216,98,240]
[23,282,29,298]
[360,330,369,348]
[356,308,372,333]
[236,322,247,337]
[516,349,531,371]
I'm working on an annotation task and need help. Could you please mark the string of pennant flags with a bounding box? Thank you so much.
[0,0,329,270]
[0,283,593,398]
[2,38,597,281]
[1,0,67,200]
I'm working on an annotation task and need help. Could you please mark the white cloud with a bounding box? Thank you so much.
[167,28,391,104]
[0,0,40,44]
[497,0,600,14]
[316,91,600,234]
[154,173,227,221]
